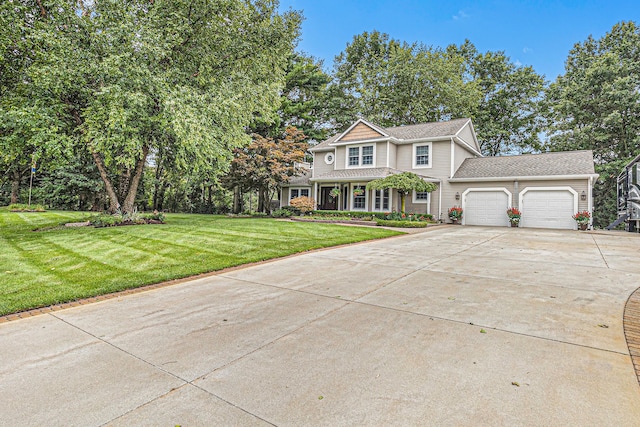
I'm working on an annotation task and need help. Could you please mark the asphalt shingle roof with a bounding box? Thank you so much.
[452,150,596,179]
[284,169,311,186]
[310,118,471,152]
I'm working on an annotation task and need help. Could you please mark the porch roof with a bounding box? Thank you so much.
[311,167,439,182]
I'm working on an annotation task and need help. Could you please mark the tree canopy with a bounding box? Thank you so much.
[545,21,640,227]
[367,172,437,212]
[2,0,301,212]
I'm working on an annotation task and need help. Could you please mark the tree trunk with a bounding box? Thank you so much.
[400,193,406,213]
[91,149,120,213]
[10,169,21,204]
[233,186,242,214]
[122,145,150,213]
[257,188,265,213]
[262,187,271,214]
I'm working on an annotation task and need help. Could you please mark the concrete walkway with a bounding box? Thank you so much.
[1,226,639,426]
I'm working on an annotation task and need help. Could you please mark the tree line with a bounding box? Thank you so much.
[1,1,639,227]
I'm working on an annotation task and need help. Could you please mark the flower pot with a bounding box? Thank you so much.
[579,223,588,231]
[450,218,458,224]
[511,222,518,228]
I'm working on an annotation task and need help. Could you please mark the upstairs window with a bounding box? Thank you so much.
[348,147,359,166]
[413,143,432,168]
[346,145,375,168]
[362,146,374,165]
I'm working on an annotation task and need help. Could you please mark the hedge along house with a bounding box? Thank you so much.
[280,118,598,229]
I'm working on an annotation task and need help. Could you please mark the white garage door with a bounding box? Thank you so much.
[520,189,576,229]
[464,190,510,226]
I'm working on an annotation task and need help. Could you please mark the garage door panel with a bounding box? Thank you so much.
[464,191,510,226]
[521,190,576,230]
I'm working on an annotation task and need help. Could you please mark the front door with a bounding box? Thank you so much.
[319,187,338,210]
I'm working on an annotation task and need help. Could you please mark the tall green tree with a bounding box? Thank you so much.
[8,0,300,213]
[450,41,546,156]
[0,0,69,204]
[275,52,331,142]
[329,31,480,129]
[545,21,640,227]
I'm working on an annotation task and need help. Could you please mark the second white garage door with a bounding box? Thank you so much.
[520,188,577,229]
[464,190,510,226]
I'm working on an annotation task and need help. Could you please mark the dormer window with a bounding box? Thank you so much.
[346,144,375,168]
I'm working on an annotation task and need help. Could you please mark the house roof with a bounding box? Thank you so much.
[311,167,439,182]
[452,150,596,179]
[283,169,311,186]
[310,118,472,152]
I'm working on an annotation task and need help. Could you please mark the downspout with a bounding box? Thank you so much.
[588,176,593,228]
[438,180,442,221]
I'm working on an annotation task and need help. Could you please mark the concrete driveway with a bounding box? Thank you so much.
[1,226,639,426]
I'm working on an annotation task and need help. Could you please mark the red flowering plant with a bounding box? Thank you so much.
[572,210,591,225]
[507,207,521,224]
[448,206,463,220]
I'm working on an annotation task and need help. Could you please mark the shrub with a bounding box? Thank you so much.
[289,196,315,214]
[8,203,46,212]
[375,219,429,228]
[272,208,293,218]
[90,214,122,228]
[281,205,301,216]
[313,210,387,220]
[142,210,166,223]
[383,212,433,222]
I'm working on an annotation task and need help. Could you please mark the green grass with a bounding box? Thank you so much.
[0,209,402,316]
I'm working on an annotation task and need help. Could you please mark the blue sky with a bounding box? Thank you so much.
[278,0,640,81]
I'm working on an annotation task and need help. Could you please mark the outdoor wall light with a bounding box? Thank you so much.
[581,190,587,201]
[455,192,460,200]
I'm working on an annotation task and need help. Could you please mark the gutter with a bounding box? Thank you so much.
[449,174,600,182]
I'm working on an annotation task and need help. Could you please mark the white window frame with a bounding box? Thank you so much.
[412,142,432,169]
[345,144,376,169]
[372,188,392,212]
[351,183,368,211]
[412,190,430,204]
[289,187,310,201]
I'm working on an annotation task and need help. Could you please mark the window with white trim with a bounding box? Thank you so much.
[413,190,430,204]
[413,143,432,168]
[346,144,375,168]
[290,188,310,200]
[374,189,390,211]
[352,185,366,210]
[348,147,359,166]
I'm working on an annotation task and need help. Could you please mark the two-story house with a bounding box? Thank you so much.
[280,118,598,230]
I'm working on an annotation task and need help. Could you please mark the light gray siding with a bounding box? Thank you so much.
[388,141,397,169]
[457,124,477,150]
[312,151,335,178]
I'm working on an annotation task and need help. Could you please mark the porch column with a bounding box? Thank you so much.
[314,182,318,210]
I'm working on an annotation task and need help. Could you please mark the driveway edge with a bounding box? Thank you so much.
[623,286,640,386]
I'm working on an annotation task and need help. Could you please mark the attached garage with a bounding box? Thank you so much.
[450,151,598,229]
[519,187,578,230]
[463,189,511,227]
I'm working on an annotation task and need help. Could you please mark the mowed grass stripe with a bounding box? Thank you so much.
[0,210,401,315]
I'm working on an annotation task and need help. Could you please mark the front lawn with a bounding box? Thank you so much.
[0,209,402,316]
